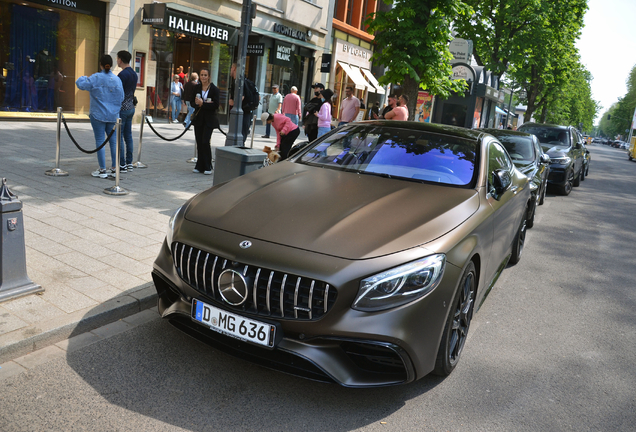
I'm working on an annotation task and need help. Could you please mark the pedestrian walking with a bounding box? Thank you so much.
[76,54,124,179]
[261,112,300,160]
[282,86,302,125]
[262,84,283,138]
[191,68,220,175]
[182,72,198,129]
[316,88,334,138]
[170,74,183,123]
[302,83,324,142]
[338,86,360,126]
[116,50,138,172]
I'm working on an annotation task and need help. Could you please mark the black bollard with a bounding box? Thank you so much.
[0,178,43,302]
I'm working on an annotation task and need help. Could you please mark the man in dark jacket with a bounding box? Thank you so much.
[229,62,257,144]
[302,83,325,142]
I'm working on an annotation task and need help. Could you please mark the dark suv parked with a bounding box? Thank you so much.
[517,123,585,195]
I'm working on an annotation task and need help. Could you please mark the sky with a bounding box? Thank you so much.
[576,0,636,124]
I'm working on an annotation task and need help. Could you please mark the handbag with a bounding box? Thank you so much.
[133,96,138,106]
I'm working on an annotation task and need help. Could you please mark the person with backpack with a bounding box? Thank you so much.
[229,62,259,144]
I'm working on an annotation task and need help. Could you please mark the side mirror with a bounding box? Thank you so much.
[491,169,512,199]
[540,154,551,164]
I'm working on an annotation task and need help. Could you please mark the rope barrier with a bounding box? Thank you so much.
[144,116,227,141]
[61,115,116,154]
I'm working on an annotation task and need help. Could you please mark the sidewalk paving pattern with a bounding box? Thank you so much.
[0,119,280,363]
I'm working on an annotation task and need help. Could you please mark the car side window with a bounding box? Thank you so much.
[570,129,577,147]
[487,141,512,192]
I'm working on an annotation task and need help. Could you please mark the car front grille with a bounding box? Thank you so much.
[172,242,336,321]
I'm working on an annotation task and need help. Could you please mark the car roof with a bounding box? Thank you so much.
[518,122,569,130]
[477,128,534,138]
[355,120,485,141]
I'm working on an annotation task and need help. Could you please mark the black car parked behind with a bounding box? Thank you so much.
[517,123,585,195]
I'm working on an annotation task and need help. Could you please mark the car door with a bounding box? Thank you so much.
[484,140,522,282]
[533,135,548,187]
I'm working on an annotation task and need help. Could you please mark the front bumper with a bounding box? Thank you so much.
[152,228,462,388]
[547,164,570,186]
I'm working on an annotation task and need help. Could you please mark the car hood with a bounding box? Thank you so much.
[541,144,569,158]
[184,163,480,260]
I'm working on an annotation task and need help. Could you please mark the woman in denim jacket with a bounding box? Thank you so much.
[76,54,124,178]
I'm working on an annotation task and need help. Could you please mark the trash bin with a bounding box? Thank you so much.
[213,146,266,186]
[0,178,43,302]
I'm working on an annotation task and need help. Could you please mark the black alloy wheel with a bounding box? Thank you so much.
[433,261,476,376]
[572,168,581,187]
[559,170,574,195]
[509,214,527,265]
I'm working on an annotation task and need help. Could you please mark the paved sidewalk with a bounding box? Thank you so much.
[0,118,282,363]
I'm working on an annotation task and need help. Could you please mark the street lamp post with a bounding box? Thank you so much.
[224,0,254,147]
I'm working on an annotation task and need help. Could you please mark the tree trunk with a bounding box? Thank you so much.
[402,75,420,122]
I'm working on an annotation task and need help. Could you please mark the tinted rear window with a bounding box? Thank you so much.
[297,125,478,187]
[497,136,535,162]
[519,126,569,146]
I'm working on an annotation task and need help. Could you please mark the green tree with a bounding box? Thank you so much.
[542,62,598,132]
[365,0,472,120]
[607,64,636,139]
[454,0,588,123]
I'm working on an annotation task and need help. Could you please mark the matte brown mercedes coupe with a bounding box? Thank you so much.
[152,121,532,387]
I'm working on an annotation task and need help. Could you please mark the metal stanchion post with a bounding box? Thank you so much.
[104,119,128,196]
[250,114,257,148]
[45,107,69,176]
[133,109,147,168]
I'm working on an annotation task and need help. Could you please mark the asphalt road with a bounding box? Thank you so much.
[1,144,635,432]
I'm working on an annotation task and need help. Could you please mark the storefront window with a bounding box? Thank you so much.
[147,29,232,122]
[0,0,104,117]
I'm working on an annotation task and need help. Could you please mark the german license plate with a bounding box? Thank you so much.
[192,299,276,348]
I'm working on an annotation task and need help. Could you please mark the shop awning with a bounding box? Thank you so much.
[360,68,386,94]
[349,65,376,93]
[338,62,373,92]
[495,106,506,115]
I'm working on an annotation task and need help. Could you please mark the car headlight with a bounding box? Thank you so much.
[166,205,183,251]
[353,254,446,312]
[551,157,571,165]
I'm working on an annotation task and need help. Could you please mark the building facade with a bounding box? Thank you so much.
[329,0,384,120]
[0,0,333,124]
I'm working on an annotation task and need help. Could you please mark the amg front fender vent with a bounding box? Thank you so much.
[172,242,337,321]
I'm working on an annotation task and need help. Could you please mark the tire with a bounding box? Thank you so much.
[526,198,537,229]
[433,261,476,376]
[572,168,581,187]
[580,166,585,181]
[509,214,527,265]
[558,170,573,195]
[538,180,547,205]
[586,163,590,175]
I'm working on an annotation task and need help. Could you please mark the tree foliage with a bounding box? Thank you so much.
[365,0,472,120]
[602,64,636,139]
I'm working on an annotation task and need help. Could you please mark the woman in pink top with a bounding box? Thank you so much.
[261,112,300,160]
[385,94,409,121]
[315,88,334,138]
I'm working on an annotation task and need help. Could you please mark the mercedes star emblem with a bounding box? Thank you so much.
[218,269,249,306]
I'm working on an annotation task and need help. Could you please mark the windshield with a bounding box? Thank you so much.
[296,125,477,187]
[497,136,535,163]
[520,126,569,146]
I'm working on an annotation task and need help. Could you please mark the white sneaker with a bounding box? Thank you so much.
[127,164,134,170]
[193,168,201,173]
[91,169,107,178]
[204,170,212,175]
